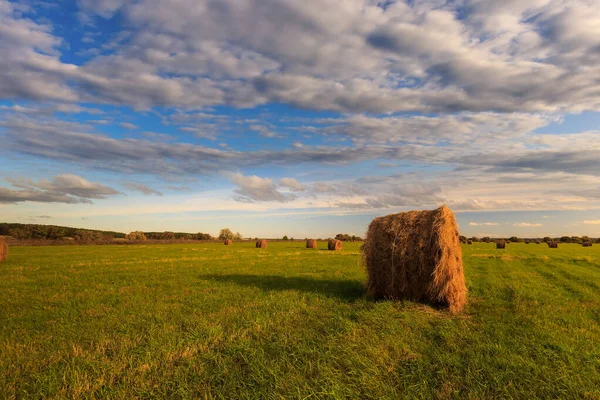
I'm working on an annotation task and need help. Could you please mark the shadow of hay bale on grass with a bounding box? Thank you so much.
[200,274,364,301]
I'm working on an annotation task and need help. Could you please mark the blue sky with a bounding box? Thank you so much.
[1,0,600,238]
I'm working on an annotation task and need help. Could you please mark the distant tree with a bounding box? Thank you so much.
[290,237,294,241]
[571,236,582,244]
[560,236,572,243]
[219,228,234,241]
[459,235,467,244]
[74,230,103,243]
[234,232,243,241]
[482,237,490,243]
[543,237,551,243]
[283,235,289,240]
[581,236,591,243]
[195,232,212,240]
[509,236,519,243]
[470,237,479,242]
[126,231,147,241]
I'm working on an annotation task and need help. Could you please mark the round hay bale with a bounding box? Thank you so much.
[224,239,232,245]
[256,239,268,248]
[0,237,7,262]
[547,241,558,248]
[361,205,466,314]
[467,240,472,245]
[327,239,342,251]
[583,241,593,247]
[496,240,506,249]
[535,240,541,244]
[306,239,317,249]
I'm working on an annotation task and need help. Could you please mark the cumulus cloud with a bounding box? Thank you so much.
[0,174,121,204]
[119,122,138,130]
[2,0,600,113]
[278,177,305,192]
[230,173,293,203]
[123,182,163,196]
[583,220,600,225]
[513,222,543,227]
[469,222,499,226]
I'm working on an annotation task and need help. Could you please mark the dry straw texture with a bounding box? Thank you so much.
[361,205,466,314]
[224,240,232,246]
[496,240,506,249]
[306,239,317,249]
[547,241,558,248]
[583,242,593,247]
[0,238,7,262]
[256,239,268,249]
[327,239,342,251]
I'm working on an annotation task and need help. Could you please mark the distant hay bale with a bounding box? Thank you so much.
[0,237,7,262]
[306,239,317,249]
[535,240,541,244]
[224,239,232,245]
[547,241,558,248]
[467,240,472,245]
[583,242,593,247]
[327,239,342,251]
[256,239,268,248]
[361,205,466,314]
[524,240,530,244]
[496,240,506,249]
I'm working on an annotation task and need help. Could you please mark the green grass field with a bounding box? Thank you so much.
[1,242,599,399]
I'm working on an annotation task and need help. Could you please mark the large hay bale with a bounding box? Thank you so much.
[327,239,342,251]
[362,205,466,314]
[547,241,558,248]
[256,239,268,248]
[496,240,506,249]
[0,237,7,262]
[224,239,232,245]
[306,239,317,249]
[583,241,593,247]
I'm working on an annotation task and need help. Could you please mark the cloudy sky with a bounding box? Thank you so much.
[1,0,600,238]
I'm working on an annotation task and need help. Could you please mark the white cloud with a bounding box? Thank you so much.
[230,173,293,203]
[1,174,121,204]
[583,220,600,225]
[469,222,499,226]
[278,178,305,192]
[123,182,163,196]
[513,222,543,227]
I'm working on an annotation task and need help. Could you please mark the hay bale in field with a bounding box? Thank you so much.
[361,205,466,314]
[306,239,317,249]
[467,240,472,245]
[583,241,593,247]
[535,240,541,244]
[0,237,7,262]
[524,240,530,244]
[327,239,342,251]
[496,240,506,249]
[256,239,268,248]
[224,239,232,245]
[547,241,558,248]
